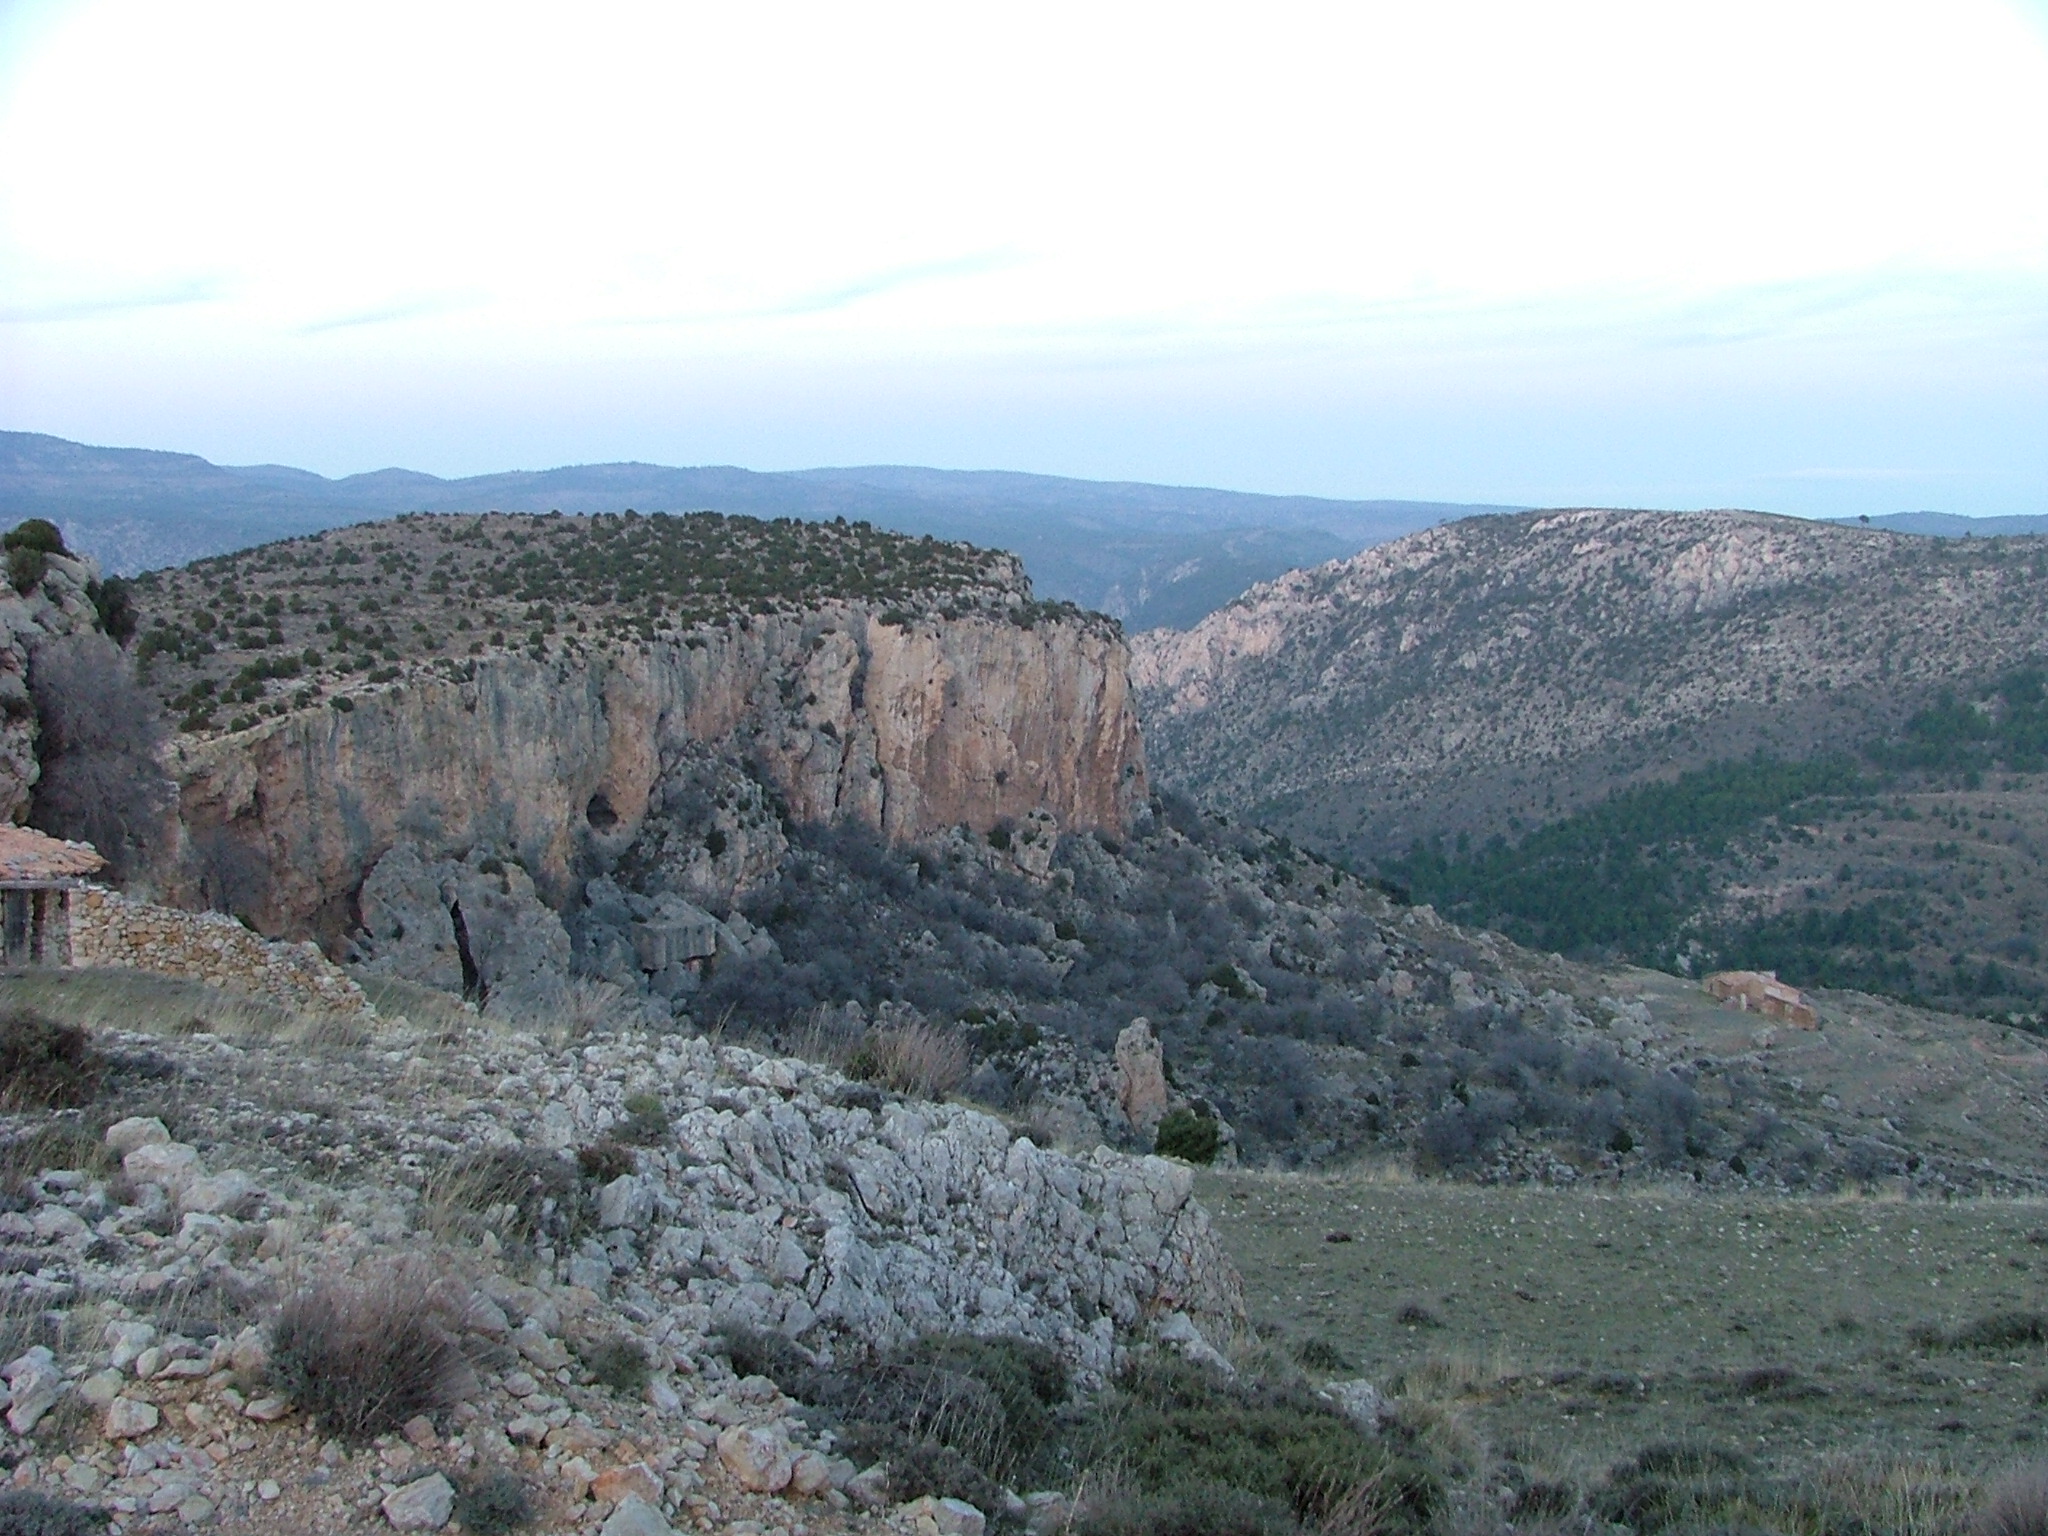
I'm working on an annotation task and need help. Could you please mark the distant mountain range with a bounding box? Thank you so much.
[0,430,1520,629]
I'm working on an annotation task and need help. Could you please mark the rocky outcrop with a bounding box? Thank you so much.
[0,1011,1244,1532]
[173,605,1147,942]
[0,551,112,823]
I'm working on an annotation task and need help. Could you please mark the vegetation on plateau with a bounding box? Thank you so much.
[120,510,1080,735]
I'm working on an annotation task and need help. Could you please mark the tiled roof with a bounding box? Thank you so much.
[0,825,105,883]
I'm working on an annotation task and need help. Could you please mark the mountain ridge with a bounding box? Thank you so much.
[0,429,1520,628]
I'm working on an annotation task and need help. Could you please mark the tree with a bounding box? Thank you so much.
[27,635,172,882]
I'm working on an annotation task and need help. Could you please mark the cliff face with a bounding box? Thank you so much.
[173,604,1147,940]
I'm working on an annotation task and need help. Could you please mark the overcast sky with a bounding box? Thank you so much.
[1,0,2043,515]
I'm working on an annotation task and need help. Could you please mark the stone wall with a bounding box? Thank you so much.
[69,888,370,1017]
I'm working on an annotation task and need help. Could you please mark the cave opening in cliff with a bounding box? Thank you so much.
[448,899,485,1003]
[586,792,619,832]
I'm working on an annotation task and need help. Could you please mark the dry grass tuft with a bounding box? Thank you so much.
[267,1258,472,1440]
[1977,1463,2048,1536]
[847,1022,971,1100]
[0,1010,105,1108]
[421,1146,583,1252]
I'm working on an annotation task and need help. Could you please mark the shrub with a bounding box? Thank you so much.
[1155,1107,1221,1164]
[8,546,47,595]
[452,1468,533,1534]
[0,1012,104,1109]
[1069,1355,1440,1535]
[267,1262,468,1440]
[86,578,136,647]
[576,1140,635,1184]
[846,1023,970,1100]
[579,1333,651,1397]
[3,521,67,557]
[0,1490,110,1535]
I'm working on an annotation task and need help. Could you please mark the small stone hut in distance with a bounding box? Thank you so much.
[0,826,105,965]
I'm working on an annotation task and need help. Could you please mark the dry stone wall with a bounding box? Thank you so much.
[69,887,370,1016]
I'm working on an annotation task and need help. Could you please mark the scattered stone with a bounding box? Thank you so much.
[591,1462,663,1505]
[902,1494,988,1536]
[600,1495,676,1536]
[104,1396,161,1439]
[381,1471,455,1530]
[4,1348,66,1434]
[243,1396,291,1422]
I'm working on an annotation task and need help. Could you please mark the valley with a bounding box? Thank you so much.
[5,501,2048,1534]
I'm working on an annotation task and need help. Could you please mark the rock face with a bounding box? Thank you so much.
[0,551,113,823]
[1134,509,2048,860]
[1114,1018,1171,1137]
[175,605,1146,941]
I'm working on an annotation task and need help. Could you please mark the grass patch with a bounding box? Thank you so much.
[422,1146,584,1251]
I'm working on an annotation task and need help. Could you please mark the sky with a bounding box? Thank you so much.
[1,0,2044,516]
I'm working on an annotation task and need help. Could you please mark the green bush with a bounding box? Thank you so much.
[8,546,47,595]
[3,520,67,556]
[1155,1108,1221,1165]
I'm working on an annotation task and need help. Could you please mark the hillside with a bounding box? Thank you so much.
[39,509,2037,1193]
[1,430,1519,628]
[1133,508,2048,1019]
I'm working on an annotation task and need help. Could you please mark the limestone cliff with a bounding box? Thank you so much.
[173,605,1147,942]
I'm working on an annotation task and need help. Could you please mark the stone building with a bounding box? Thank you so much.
[1703,969,1819,1029]
[0,824,105,965]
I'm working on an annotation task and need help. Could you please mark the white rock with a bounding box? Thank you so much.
[600,1495,675,1536]
[598,1173,653,1230]
[4,1350,64,1434]
[179,1168,254,1215]
[716,1423,794,1492]
[381,1471,455,1530]
[105,1320,157,1371]
[1319,1378,1388,1432]
[105,1116,171,1156]
[104,1396,160,1438]
[122,1141,201,1197]
[901,1494,988,1536]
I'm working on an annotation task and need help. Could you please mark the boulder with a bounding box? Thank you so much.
[381,1472,455,1530]
[104,1396,160,1439]
[716,1423,794,1493]
[104,1117,170,1156]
